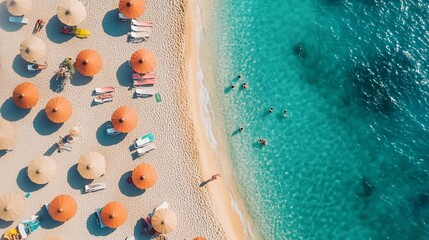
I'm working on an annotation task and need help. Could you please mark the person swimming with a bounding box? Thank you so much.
[259,138,268,146]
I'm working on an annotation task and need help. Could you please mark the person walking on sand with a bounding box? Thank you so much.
[210,173,221,182]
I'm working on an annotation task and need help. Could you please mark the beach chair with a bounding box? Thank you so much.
[131,25,152,33]
[73,28,91,38]
[137,142,156,156]
[134,133,155,148]
[125,237,136,240]
[129,31,151,42]
[118,12,131,21]
[94,86,115,94]
[28,64,36,71]
[106,125,119,136]
[85,182,106,193]
[131,19,154,27]
[136,87,155,97]
[95,208,107,228]
[132,73,156,80]
[93,97,113,104]
[9,16,28,24]
[133,79,156,87]
[17,224,28,239]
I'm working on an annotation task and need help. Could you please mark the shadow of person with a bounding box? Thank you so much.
[199,179,211,187]
[0,98,31,121]
[252,141,264,150]
[96,121,126,146]
[33,110,63,136]
[0,2,23,32]
[86,212,116,236]
[67,164,93,190]
[46,15,74,43]
[102,9,131,37]
[118,171,145,197]
[116,61,132,87]
[16,167,46,192]
[12,55,40,78]
[44,143,59,156]
[37,207,63,229]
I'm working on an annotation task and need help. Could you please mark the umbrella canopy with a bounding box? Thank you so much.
[100,201,127,228]
[20,36,46,62]
[57,0,87,26]
[77,152,105,179]
[0,192,25,221]
[132,163,157,189]
[0,119,15,150]
[48,195,77,222]
[69,126,81,137]
[151,208,177,234]
[43,237,64,240]
[111,106,137,133]
[118,0,145,19]
[74,50,103,76]
[45,97,72,123]
[6,0,32,16]
[130,49,156,73]
[28,156,57,184]
[13,82,39,109]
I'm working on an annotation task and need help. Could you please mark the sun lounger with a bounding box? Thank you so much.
[73,28,91,38]
[9,16,28,24]
[125,237,136,240]
[133,79,156,87]
[106,125,119,136]
[129,31,151,42]
[22,215,39,224]
[118,12,131,21]
[85,182,106,193]
[95,208,107,228]
[137,142,156,156]
[132,73,156,80]
[131,25,152,33]
[94,86,115,94]
[28,64,36,71]
[134,133,155,148]
[135,87,155,97]
[93,97,113,104]
[17,224,28,239]
[131,19,154,27]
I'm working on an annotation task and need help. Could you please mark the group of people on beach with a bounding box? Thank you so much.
[231,74,290,146]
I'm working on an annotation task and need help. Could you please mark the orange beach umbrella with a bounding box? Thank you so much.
[57,0,87,26]
[119,0,145,19]
[132,163,157,189]
[111,106,137,133]
[13,82,39,109]
[193,238,207,240]
[6,0,32,16]
[130,49,156,73]
[48,195,77,222]
[74,50,103,76]
[0,192,25,221]
[45,97,72,123]
[100,201,127,228]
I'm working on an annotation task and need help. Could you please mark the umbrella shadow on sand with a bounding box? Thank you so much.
[71,72,93,86]
[0,98,31,121]
[102,9,130,37]
[46,15,74,44]
[16,167,46,193]
[33,110,63,136]
[0,2,23,32]
[67,163,93,191]
[96,121,126,146]
[86,213,116,236]
[116,61,132,87]
[0,219,13,228]
[118,171,145,197]
[134,219,153,240]
[49,75,65,93]
[12,55,40,78]
[36,207,63,229]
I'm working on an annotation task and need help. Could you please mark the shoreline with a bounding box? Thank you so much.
[184,0,255,239]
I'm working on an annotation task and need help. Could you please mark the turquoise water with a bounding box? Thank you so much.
[210,0,429,239]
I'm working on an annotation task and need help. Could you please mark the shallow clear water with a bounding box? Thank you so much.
[209,0,429,239]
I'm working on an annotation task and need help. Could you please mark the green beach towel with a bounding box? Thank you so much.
[155,93,161,102]
[140,133,155,142]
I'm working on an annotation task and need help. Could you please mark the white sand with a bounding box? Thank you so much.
[0,0,245,239]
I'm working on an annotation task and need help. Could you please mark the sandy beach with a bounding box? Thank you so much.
[0,0,246,239]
